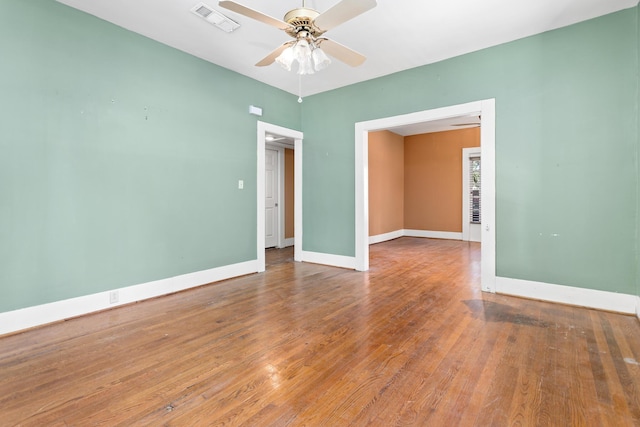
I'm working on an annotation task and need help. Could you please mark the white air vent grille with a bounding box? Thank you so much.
[195,5,213,18]
[191,2,240,33]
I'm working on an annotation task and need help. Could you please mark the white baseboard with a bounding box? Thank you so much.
[495,276,637,314]
[0,260,259,336]
[637,296,640,321]
[369,230,404,245]
[301,251,356,270]
[369,229,463,245]
[403,229,463,240]
[280,238,295,248]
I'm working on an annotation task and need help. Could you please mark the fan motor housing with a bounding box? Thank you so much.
[283,8,325,37]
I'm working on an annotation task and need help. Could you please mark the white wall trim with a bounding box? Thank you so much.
[257,122,304,270]
[495,276,637,314]
[369,229,464,244]
[636,296,640,321]
[301,251,356,270]
[0,260,259,336]
[404,229,463,240]
[282,237,295,248]
[369,230,404,245]
[294,137,303,262]
[355,99,496,293]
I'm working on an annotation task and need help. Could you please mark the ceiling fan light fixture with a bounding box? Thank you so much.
[275,46,295,71]
[293,38,311,62]
[276,37,326,75]
[297,54,314,75]
[312,46,331,71]
[219,0,375,74]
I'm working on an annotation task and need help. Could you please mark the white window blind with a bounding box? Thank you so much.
[469,156,481,224]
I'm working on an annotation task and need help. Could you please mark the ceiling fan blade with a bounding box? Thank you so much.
[317,38,366,67]
[218,1,293,30]
[256,42,295,66]
[314,0,377,31]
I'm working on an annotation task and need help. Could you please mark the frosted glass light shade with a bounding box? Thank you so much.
[312,47,331,71]
[276,37,332,75]
[293,38,311,63]
[275,46,295,71]
[297,55,314,75]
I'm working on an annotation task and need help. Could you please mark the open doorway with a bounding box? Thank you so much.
[257,122,303,272]
[265,136,296,249]
[355,99,496,292]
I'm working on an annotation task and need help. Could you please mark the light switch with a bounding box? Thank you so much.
[238,180,244,189]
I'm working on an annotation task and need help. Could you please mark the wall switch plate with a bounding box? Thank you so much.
[238,180,244,189]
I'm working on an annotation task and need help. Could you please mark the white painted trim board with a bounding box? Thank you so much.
[369,229,463,244]
[281,237,295,248]
[301,251,356,270]
[496,276,637,314]
[0,260,259,336]
[369,230,404,245]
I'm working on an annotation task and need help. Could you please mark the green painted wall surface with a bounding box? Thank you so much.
[0,0,300,312]
[636,4,640,301]
[301,8,639,294]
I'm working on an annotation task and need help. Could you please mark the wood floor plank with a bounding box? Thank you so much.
[0,237,638,426]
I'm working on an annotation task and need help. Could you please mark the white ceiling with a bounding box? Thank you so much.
[56,0,637,97]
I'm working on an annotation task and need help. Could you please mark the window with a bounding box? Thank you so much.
[469,157,481,224]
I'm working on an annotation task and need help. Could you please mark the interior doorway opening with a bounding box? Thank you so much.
[265,137,295,249]
[257,122,303,272]
[355,99,496,292]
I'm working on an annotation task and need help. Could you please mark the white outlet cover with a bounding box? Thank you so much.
[109,291,119,304]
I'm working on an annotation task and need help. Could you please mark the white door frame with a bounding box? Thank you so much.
[257,121,303,272]
[355,99,496,292]
[462,146,482,242]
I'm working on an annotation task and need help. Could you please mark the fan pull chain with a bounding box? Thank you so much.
[298,74,303,103]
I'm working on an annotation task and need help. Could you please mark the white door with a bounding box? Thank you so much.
[265,148,279,248]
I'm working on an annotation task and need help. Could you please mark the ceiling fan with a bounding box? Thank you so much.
[218,0,377,74]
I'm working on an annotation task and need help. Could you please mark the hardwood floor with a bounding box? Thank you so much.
[1,237,639,426]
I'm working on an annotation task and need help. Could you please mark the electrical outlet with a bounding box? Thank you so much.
[238,180,244,189]
[109,291,119,304]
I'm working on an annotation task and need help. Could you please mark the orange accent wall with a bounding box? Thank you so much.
[368,130,404,236]
[404,127,480,232]
[284,148,294,239]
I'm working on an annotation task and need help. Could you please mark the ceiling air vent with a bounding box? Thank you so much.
[191,2,240,33]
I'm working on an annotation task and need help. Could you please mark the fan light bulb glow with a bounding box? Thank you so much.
[275,36,331,75]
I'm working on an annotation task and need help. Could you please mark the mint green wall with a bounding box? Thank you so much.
[301,8,639,294]
[1,1,637,314]
[636,4,640,301]
[0,0,300,312]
